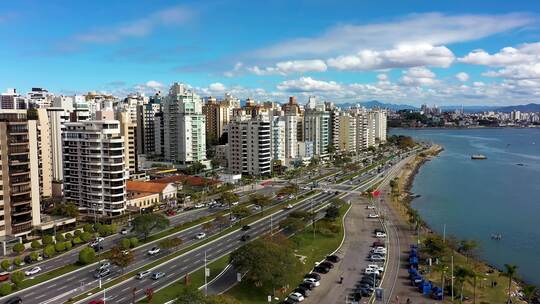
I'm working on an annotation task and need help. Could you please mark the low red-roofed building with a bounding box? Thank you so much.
[126,180,178,212]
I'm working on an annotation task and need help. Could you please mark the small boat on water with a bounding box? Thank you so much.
[491,234,502,240]
[471,154,487,160]
[516,163,525,166]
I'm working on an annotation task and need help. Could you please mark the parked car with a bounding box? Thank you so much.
[151,272,165,280]
[195,232,206,240]
[287,292,305,302]
[23,255,32,264]
[25,266,41,276]
[364,268,381,276]
[369,255,385,262]
[0,272,10,282]
[298,282,315,291]
[4,297,22,304]
[304,272,321,281]
[136,270,151,279]
[148,247,160,255]
[366,205,376,210]
[375,232,387,238]
[372,241,385,247]
[313,266,329,274]
[252,205,261,211]
[366,264,384,272]
[367,214,379,219]
[374,228,385,234]
[318,261,334,269]
[284,204,293,210]
[240,235,251,241]
[97,261,111,271]
[194,203,205,209]
[241,225,251,231]
[294,286,311,297]
[94,267,111,279]
[326,255,341,263]
[303,278,320,287]
[120,228,128,235]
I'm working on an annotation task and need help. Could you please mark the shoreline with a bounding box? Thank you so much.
[388,145,530,302]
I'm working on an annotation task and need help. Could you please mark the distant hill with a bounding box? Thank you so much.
[494,103,540,113]
[336,100,418,111]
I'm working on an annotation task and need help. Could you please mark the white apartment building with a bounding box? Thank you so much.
[338,112,357,153]
[373,109,387,143]
[118,112,137,177]
[303,107,330,156]
[63,109,127,216]
[227,116,271,176]
[271,117,286,164]
[163,83,207,165]
[284,115,298,165]
[136,94,162,156]
[27,88,54,108]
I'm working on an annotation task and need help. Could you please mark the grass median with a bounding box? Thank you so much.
[65,190,319,304]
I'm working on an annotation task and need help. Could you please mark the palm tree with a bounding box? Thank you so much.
[522,284,537,303]
[458,240,479,263]
[455,266,474,302]
[500,264,519,304]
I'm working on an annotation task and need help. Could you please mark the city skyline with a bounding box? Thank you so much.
[2,0,540,105]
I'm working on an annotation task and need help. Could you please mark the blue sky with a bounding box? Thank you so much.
[2,0,540,105]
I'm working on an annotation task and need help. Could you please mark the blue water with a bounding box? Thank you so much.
[391,128,540,285]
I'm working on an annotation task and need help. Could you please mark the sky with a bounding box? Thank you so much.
[2,0,540,106]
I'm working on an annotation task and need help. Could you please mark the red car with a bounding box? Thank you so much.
[166,210,176,216]
[88,300,104,304]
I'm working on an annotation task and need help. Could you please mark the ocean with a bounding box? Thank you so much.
[390,128,540,285]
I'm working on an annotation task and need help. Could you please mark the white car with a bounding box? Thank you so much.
[231,201,239,206]
[252,205,261,211]
[148,247,160,255]
[368,214,380,219]
[25,266,42,276]
[288,292,305,302]
[195,232,206,239]
[303,278,320,287]
[366,264,384,272]
[366,205,376,210]
[96,237,104,242]
[369,255,386,262]
[284,204,293,210]
[98,261,111,271]
[376,232,387,238]
[364,268,380,276]
[194,203,205,209]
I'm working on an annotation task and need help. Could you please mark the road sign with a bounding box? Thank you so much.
[205,267,210,277]
[375,288,384,300]
[237,272,242,282]
[267,295,272,302]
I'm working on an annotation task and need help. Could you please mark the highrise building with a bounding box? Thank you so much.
[271,117,286,164]
[203,97,230,146]
[118,112,137,177]
[136,94,162,157]
[284,115,298,164]
[31,109,53,198]
[63,105,127,216]
[163,83,207,165]
[0,110,41,238]
[27,88,54,108]
[303,107,330,156]
[1,89,28,110]
[338,112,357,153]
[227,116,271,176]
[373,109,387,143]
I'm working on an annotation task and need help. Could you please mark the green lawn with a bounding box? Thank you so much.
[226,203,351,304]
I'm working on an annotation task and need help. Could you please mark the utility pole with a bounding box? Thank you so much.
[451,255,454,300]
[204,250,208,296]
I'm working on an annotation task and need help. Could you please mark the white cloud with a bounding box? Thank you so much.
[483,63,540,80]
[74,5,194,44]
[247,60,327,75]
[400,67,437,86]
[377,74,388,81]
[455,72,469,82]
[224,62,244,77]
[277,77,341,92]
[459,43,540,67]
[251,13,533,59]
[208,82,226,92]
[145,80,164,89]
[473,81,485,87]
[326,44,454,71]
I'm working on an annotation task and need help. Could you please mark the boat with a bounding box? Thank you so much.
[516,163,525,166]
[471,154,487,160]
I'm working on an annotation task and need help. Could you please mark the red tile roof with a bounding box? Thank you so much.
[126,180,169,193]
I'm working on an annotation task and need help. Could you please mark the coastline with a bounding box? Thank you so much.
[387,145,529,303]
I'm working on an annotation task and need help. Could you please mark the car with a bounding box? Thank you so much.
[304,272,321,281]
[166,209,177,216]
[4,297,22,304]
[367,213,379,218]
[194,203,205,208]
[97,261,111,271]
[355,287,372,297]
[288,195,294,199]
[136,270,151,279]
[282,298,297,304]
[366,205,376,210]
[195,232,206,240]
[23,255,32,264]
[369,255,385,262]
[284,204,293,210]
[241,225,251,231]
[121,250,130,256]
[364,268,381,276]
[374,228,385,234]
[372,241,385,247]
[294,287,311,297]
[326,255,341,263]
[298,282,315,290]
[95,237,104,242]
[366,264,384,272]
[318,261,334,269]
[151,272,165,280]
[36,254,43,261]
[148,247,160,255]
[120,228,128,235]
[231,201,239,206]
[375,232,387,238]
[240,235,251,241]
[303,278,320,287]
[372,250,386,256]
[360,277,378,285]
[94,268,111,279]
[229,216,237,222]
[91,244,104,252]
[351,292,362,302]
[25,266,41,276]
[313,266,329,274]
[288,292,305,302]
[252,205,261,211]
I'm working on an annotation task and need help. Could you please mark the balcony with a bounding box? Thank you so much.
[10,177,30,187]
[12,208,32,217]
[11,199,31,207]
[12,222,32,234]
[9,146,29,155]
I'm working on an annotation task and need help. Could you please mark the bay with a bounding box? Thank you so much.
[390,128,540,285]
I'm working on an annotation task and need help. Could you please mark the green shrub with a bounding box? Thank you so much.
[12,243,25,254]
[10,271,24,286]
[64,241,72,251]
[29,252,39,261]
[129,237,139,248]
[30,240,41,250]
[64,233,73,240]
[55,242,66,252]
[72,237,83,245]
[83,224,94,233]
[78,247,96,265]
[120,238,131,250]
[43,244,56,258]
[13,257,22,267]
[80,232,93,242]
[0,283,11,296]
[0,260,11,271]
[42,235,54,246]
[74,230,82,237]
[55,234,65,242]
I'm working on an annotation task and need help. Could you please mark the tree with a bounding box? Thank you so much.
[454,266,474,301]
[120,238,131,250]
[43,245,56,258]
[64,233,73,240]
[202,222,214,233]
[184,162,206,175]
[422,235,447,258]
[54,242,66,252]
[78,247,96,265]
[324,205,340,221]
[51,202,79,218]
[0,283,11,296]
[173,286,206,304]
[73,237,83,245]
[213,214,230,230]
[501,264,519,304]
[458,240,479,263]
[248,193,271,215]
[129,237,139,248]
[13,257,22,267]
[1,260,11,271]
[64,241,73,251]
[42,235,54,246]
[159,237,183,253]
[278,183,299,199]
[12,243,25,254]
[98,224,117,236]
[131,213,170,241]
[109,247,134,273]
[231,206,251,225]
[29,252,39,262]
[11,271,24,287]
[230,237,302,293]
[522,284,537,303]
[81,231,93,242]
[279,217,305,234]
[83,223,94,233]
[30,240,41,250]
[220,191,239,210]
[55,234,65,242]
